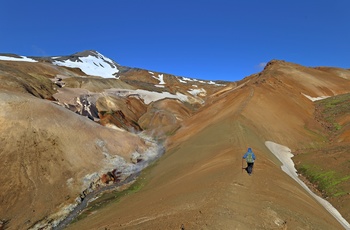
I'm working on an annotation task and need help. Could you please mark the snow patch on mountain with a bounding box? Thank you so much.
[178,78,187,83]
[188,88,207,96]
[209,80,226,86]
[149,72,166,87]
[152,74,165,84]
[178,76,226,86]
[0,55,37,62]
[53,52,119,79]
[105,88,189,104]
[302,93,330,101]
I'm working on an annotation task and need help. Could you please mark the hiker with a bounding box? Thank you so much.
[242,147,256,175]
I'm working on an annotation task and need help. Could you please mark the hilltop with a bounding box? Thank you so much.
[0,52,350,229]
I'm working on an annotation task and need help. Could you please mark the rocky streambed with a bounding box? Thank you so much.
[53,171,141,230]
[29,136,165,230]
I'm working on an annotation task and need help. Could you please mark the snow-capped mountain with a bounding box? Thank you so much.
[0,50,231,119]
[0,51,120,79]
[0,50,228,86]
[51,50,120,78]
[0,53,38,62]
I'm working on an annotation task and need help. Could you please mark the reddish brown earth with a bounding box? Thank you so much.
[1,56,350,229]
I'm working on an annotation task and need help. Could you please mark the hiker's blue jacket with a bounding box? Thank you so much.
[243,148,256,163]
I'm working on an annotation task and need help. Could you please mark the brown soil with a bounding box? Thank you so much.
[1,58,350,229]
[0,92,148,230]
[67,62,350,229]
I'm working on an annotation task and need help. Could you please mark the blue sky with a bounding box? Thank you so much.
[1,0,349,81]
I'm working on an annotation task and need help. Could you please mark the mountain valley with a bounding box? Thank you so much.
[0,51,349,229]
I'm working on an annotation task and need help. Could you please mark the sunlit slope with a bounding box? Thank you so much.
[68,61,350,229]
[0,92,148,230]
[67,107,342,229]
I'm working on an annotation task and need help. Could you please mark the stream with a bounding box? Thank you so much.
[51,138,165,229]
[53,171,141,230]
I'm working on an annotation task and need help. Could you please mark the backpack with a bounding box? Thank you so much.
[246,153,254,163]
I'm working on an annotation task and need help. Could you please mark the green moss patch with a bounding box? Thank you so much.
[297,164,350,197]
[316,93,350,132]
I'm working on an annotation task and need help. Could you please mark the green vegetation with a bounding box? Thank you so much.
[323,93,350,108]
[302,124,328,149]
[316,93,350,132]
[297,164,350,197]
[333,123,342,131]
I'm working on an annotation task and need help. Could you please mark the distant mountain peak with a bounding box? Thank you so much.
[52,50,120,79]
[73,50,100,57]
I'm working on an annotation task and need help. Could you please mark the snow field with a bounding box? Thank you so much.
[302,93,330,101]
[53,52,119,79]
[0,55,37,62]
[106,88,189,105]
